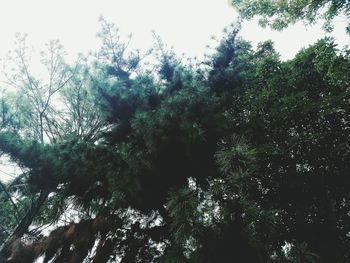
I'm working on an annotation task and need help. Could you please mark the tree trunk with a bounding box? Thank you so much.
[0,189,50,263]
[39,113,44,144]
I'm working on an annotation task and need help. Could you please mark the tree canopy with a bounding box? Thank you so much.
[231,0,350,34]
[0,17,349,263]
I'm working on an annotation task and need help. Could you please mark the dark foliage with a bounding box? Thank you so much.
[0,22,349,263]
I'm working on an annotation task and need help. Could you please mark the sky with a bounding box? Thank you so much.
[0,0,349,182]
[0,0,348,62]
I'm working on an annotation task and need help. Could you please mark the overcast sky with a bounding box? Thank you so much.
[0,0,348,62]
[0,0,349,182]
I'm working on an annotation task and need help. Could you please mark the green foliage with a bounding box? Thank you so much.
[233,38,350,261]
[0,178,32,244]
[231,0,350,34]
[0,19,349,263]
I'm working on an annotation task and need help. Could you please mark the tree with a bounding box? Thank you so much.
[231,38,350,261]
[0,34,107,261]
[230,0,350,34]
[2,35,74,143]
[0,19,349,262]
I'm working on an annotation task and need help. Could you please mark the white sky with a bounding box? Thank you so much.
[0,0,349,182]
[0,0,348,62]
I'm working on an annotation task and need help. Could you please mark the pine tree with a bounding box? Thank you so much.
[0,19,349,263]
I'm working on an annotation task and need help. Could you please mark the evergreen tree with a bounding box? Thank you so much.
[0,19,349,263]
